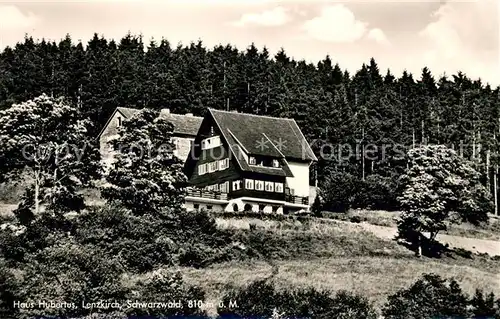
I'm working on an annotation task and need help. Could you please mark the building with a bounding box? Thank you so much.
[97,107,203,170]
[183,109,318,214]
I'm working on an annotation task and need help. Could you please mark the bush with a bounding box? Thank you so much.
[0,261,19,319]
[319,171,360,213]
[469,289,499,318]
[382,273,469,319]
[0,207,211,319]
[350,216,362,223]
[360,174,400,211]
[74,205,236,272]
[218,279,377,319]
[125,270,206,317]
[317,171,401,213]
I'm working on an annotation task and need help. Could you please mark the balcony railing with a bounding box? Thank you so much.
[285,194,309,205]
[186,188,228,201]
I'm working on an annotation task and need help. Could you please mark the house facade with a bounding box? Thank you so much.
[97,107,203,170]
[183,109,318,214]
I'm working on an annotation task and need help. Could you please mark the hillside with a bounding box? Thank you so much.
[156,216,500,316]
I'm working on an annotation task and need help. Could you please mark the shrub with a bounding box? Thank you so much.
[360,174,400,211]
[469,289,499,318]
[218,279,377,319]
[318,171,360,213]
[350,216,362,223]
[382,273,468,319]
[125,270,206,317]
[75,205,235,272]
[0,261,19,319]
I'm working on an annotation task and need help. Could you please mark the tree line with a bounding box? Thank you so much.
[0,33,498,212]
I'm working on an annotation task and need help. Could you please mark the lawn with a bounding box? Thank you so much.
[168,216,500,316]
[324,209,500,241]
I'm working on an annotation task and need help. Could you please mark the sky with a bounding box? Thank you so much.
[0,0,498,86]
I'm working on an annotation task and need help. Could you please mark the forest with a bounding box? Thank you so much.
[0,32,498,212]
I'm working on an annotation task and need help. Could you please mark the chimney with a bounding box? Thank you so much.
[164,108,170,114]
[185,113,193,117]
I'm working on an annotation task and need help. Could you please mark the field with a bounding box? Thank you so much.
[324,209,500,241]
[175,216,500,315]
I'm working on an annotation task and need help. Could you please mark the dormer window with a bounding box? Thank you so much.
[272,159,279,168]
[249,156,256,165]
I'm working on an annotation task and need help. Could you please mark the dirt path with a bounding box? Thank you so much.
[358,222,500,256]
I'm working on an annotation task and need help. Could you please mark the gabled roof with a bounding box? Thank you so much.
[116,107,138,118]
[209,109,317,162]
[97,107,203,139]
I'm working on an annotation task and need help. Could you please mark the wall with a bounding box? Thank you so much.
[189,144,240,186]
[172,136,194,162]
[99,110,123,172]
[309,185,317,206]
[184,201,225,212]
[286,161,310,197]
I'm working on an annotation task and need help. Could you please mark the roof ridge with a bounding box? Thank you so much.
[208,108,295,121]
[165,112,203,119]
[261,133,285,158]
[289,119,318,162]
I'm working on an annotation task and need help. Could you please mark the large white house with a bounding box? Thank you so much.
[183,109,318,214]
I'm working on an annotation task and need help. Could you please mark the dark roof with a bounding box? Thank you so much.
[210,109,317,162]
[116,107,202,136]
[116,107,138,118]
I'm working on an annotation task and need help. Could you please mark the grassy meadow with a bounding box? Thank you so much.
[170,216,500,315]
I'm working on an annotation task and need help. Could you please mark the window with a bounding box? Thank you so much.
[198,163,207,175]
[201,136,221,150]
[233,204,239,212]
[213,184,219,192]
[219,158,229,170]
[117,117,122,127]
[244,204,252,211]
[208,161,218,173]
[194,204,200,210]
[220,181,229,193]
[233,180,242,191]
[245,179,254,190]
[249,156,256,165]
[272,159,280,168]
[274,183,284,193]
[207,205,213,210]
[265,181,274,192]
[272,206,279,213]
[255,180,264,191]
[259,204,265,212]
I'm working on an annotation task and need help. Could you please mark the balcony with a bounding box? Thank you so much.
[186,188,228,201]
[285,194,309,205]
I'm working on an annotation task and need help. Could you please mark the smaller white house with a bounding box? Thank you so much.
[97,107,203,170]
